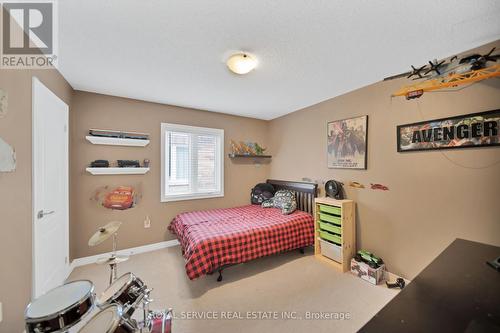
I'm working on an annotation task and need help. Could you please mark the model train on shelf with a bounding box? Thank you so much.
[89,129,150,140]
[387,47,500,99]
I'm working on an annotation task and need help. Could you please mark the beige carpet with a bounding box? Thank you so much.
[68,246,399,333]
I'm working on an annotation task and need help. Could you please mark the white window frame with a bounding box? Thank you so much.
[161,123,224,202]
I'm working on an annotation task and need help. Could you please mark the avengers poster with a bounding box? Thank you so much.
[397,109,500,152]
[327,115,368,169]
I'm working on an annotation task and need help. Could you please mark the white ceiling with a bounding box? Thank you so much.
[58,1,500,120]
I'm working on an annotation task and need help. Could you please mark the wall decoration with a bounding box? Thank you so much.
[229,140,267,156]
[370,183,389,191]
[254,143,267,155]
[397,109,500,152]
[388,47,500,99]
[327,115,368,169]
[0,89,7,118]
[0,137,16,172]
[245,141,256,154]
[230,140,241,154]
[92,184,142,210]
[349,181,365,189]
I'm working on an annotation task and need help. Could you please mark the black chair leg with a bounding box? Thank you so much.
[217,269,223,282]
[299,248,305,254]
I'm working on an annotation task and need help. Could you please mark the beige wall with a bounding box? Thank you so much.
[268,42,500,279]
[0,69,73,332]
[70,91,270,259]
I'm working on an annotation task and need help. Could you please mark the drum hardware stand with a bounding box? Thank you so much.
[127,287,174,333]
[108,232,119,284]
[98,232,130,286]
[89,221,129,286]
[139,289,154,332]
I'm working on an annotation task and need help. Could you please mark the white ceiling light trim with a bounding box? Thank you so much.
[226,53,258,75]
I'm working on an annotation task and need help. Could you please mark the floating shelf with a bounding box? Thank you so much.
[86,167,150,175]
[86,136,150,147]
[228,154,272,158]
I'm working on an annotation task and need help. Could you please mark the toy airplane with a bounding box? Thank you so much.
[388,47,500,99]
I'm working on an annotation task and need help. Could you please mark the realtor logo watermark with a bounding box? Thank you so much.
[1,0,57,69]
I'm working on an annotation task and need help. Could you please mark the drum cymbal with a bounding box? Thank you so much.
[88,221,122,247]
[96,255,129,265]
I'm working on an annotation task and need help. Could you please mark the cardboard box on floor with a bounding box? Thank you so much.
[350,259,385,285]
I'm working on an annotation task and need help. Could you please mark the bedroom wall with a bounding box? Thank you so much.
[70,91,270,259]
[267,41,500,279]
[0,70,73,332]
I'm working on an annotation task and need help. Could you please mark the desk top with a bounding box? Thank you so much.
[359,239,500,333]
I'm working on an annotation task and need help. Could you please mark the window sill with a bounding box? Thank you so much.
[161,192,224,203]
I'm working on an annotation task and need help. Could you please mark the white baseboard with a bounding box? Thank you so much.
[67,239,179,277]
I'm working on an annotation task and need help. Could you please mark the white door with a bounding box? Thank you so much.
[32,77,69,298]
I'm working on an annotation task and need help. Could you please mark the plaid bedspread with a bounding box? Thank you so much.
[169,205,314,279]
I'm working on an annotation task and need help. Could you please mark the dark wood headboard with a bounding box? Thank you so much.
[266,179,318,215]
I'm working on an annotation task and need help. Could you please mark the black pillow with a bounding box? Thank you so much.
[251,183,275,205]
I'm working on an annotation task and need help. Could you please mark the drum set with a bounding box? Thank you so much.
[24,222,172,333]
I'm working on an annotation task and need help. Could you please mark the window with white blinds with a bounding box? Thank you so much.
[161,123,224,202]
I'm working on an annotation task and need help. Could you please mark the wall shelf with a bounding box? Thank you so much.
[86,167,150,175]
[86,136,150,147]
[228,154,272,158]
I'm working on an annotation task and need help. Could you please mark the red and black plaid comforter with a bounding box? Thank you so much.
[169,205,314,279]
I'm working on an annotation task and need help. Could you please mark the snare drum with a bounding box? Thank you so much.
[25,280,95,333]
[78,304,137,333]
[98,272,146,317]
[148,310,172,333]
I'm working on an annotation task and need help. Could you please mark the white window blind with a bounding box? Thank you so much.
[161,123,224,202]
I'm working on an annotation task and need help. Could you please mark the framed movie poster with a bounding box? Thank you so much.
[397,109,500,152]
[327,115,368,169]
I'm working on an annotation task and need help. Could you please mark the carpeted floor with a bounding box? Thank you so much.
[68,246,399,333]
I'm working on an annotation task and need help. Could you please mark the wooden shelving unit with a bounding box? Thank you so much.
[86,136,150,147]
[86,167,150,175]
[314,197,355,272]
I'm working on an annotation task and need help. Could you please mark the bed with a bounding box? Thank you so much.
[169,179,318,281]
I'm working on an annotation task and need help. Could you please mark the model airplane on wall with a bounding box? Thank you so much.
[387,47,500,100]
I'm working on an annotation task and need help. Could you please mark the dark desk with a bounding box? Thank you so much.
[359,239,500,333]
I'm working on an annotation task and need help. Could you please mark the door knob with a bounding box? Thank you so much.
[37,210,55,219]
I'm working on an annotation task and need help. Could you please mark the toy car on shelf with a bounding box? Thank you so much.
[354,250,384,269]
[103,186,135,210]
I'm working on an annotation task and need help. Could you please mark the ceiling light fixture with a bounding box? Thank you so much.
[226,53,257,75]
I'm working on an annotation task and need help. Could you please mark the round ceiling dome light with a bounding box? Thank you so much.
[226,53,257,75]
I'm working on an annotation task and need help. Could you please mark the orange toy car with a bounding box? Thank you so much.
[103,186,135,210]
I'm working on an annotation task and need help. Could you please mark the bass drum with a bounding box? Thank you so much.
[25,280,95,333]
[98,272,146,317]
[78,304,137,333]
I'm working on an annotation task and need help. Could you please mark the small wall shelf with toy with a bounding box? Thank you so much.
[86,167,150,175]
[314,197,355,272]
[86,129,150,147]
[228,154,272,159]
[86,159,151,176]
[86,136,150,147]
[229,140,270,159]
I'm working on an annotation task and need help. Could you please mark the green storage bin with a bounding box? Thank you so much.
[319,230,342,245]
[319,213,341,225]
[319,221,342,235]
[319,204,341,216]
